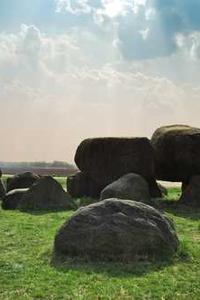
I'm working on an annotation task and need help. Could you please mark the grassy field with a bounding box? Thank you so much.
[0,178,200,300]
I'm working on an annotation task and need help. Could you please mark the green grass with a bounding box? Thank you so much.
[0,183,200,299]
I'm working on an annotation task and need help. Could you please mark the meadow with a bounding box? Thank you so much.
[0,177,200,300]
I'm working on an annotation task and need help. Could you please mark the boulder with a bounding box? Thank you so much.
[54,198,179,262]
[147,178,162,198]
[2,188,28,210]
[7,172,40,192]
[18,176,72,211]
[67,172,104,198]
[151,125,200,182]
[75,137,155,187]
[100,173,151,203]
[179,175,200,207]
[0,179,6,199]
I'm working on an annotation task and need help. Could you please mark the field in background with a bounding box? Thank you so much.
[1,167,77,177]
[0,179,200,299]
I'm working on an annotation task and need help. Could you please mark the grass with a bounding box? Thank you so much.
[0,179,200,299]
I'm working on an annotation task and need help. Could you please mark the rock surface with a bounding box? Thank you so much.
[67,172,104,198]
[54,198,179,262]
[7,172,40,192]
[75,137,155,187]
[179,175,200,207]
[19,176,72,211]
[151,125,200,182]
[0,179,6,199]
[100,173,150,203]
[2,188,28,210]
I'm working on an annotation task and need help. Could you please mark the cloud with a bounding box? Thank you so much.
[1,23,200,162]
[55,0,200,60]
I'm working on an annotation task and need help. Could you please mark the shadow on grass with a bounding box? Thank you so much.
[17,197,97,215]
[49,244,190,279]
[151,198,200,220]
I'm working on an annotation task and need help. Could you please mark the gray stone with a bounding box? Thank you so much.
[54,198,179,262]
[0,179,6,199]
[19,176,72,211]
[100,173,150,203]
[67,172,104,198]
[7,172,40,192]
[2,188,28,210]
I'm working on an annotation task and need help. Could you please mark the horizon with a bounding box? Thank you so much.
[1,0,200,163]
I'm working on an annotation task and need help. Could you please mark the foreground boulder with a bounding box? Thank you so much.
[7,172,40,192]
[75,137,155,187]
[19,176,72,211]
[2,189,28,210]
[100,173,150,203]
[179,175,200,207]
[54,198,179,262]
[67,172,104,198]
[151,125,200,182]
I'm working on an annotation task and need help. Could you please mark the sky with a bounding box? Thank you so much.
[1,0,200,163]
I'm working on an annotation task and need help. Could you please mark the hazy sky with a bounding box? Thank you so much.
[1,0,200,162]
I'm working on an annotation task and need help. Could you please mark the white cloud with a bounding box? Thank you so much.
[176,32,200,61]
[55,0,92,14]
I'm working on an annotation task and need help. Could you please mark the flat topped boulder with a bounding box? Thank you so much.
[100,173,151,203]
[18,176,72,211]
[54,198,179,262]
[7,172,40,192]
[75,137,155,186]
[151,125,200,182]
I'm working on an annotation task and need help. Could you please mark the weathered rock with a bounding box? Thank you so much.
[2,188,28,210]
[54,198,179,262]
[7,172,40,192]
[100,173,151,203]
[0,179,6,199]
[67,172,104,198]
[179,175,200,207]
[151,125,200,182]
[19,176,72,211]
[75,137,155,187]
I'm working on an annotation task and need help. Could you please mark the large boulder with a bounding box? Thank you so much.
[54,198,179,262]
[179,175,200,207]
[67,172,104,198]
[7,172,40,192]
[2,188,28,210]
[75,137,155,187]
[151,125,200,182]
[18,176,72,211]
[100,173,151,203]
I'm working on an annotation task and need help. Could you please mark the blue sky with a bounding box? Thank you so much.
[1,0,200,162]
